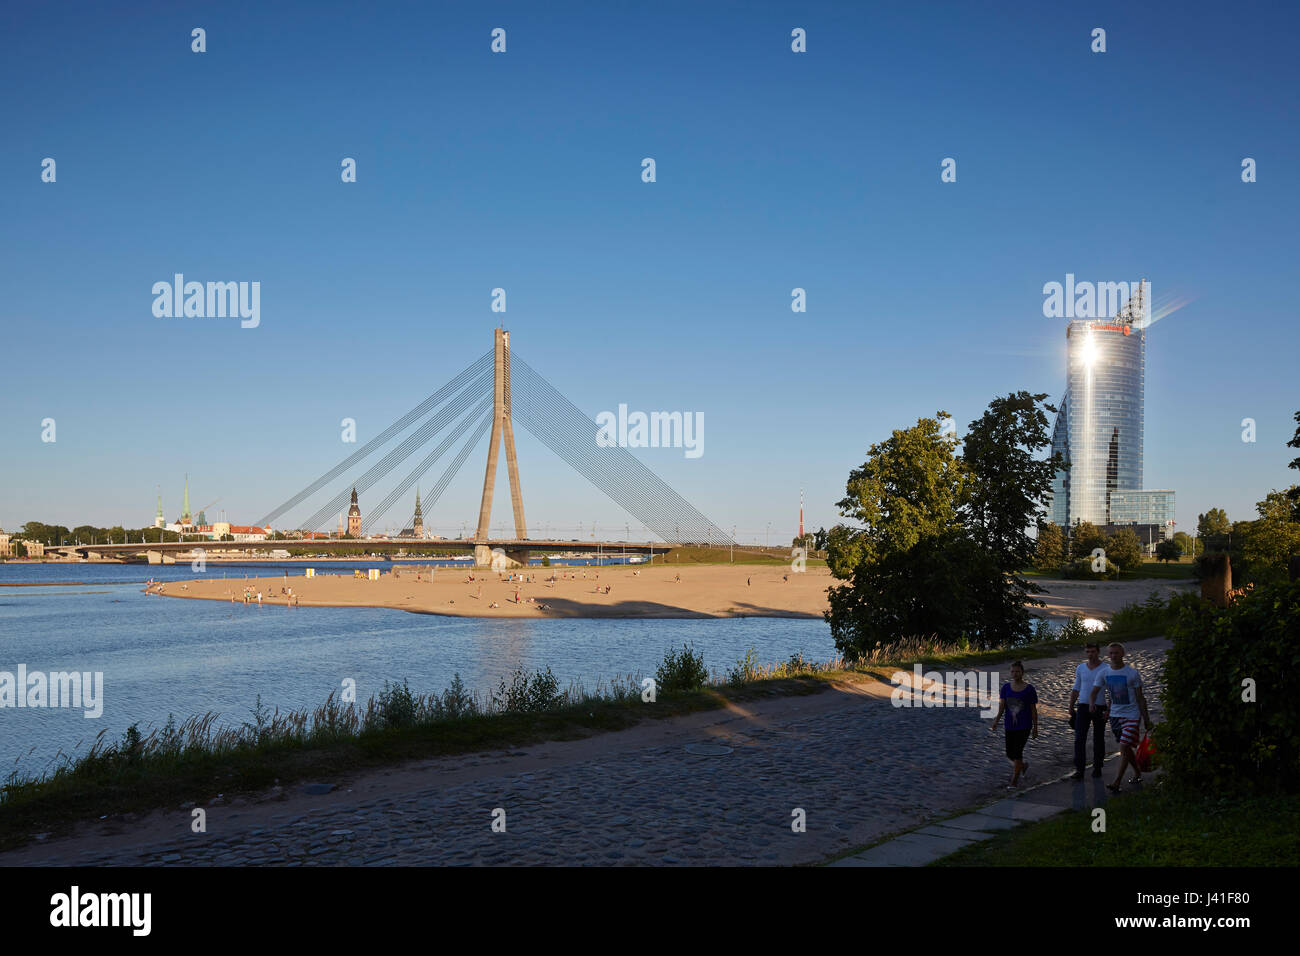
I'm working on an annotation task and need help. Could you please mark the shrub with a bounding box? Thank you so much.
[1105,528,1144,572]
[490,666,563,713]
[1058,615,1092,642]
[1062,556,1120,580]
[656,643,709,692]
[1107,591,1179,639]
[439,673,477,719]
[727,646,761,684]
[373,680,417,730]
[1159,580,1300,793]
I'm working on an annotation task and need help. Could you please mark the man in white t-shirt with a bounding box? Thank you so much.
[1089,642,1151,791]
[1068,642,1108,779]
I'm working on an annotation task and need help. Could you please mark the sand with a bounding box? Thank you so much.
[149,562,831,619]
[149,563,1196,621]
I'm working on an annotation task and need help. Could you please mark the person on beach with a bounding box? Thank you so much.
[989,661,1038,789]
[1069,642,1109,779]
[1090,643,1151,792]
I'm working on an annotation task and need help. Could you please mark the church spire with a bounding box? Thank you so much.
[181,474,192,524]
[414,486,423,519]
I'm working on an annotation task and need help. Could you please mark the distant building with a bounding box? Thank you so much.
[179,474,193,527]
[400,489,425,538]
[347,488,362,537]
[1046,281,1175,545]
[20,540,45,558]
[228,525,271,542]
[154,490,165,529]
[0,530,11,558]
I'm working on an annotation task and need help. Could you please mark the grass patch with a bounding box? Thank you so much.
[935,782,1300,866]
[656,545,825,566]
[1118,561,1196,581]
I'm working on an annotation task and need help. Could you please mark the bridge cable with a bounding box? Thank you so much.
[508,354,731,545]
[300,368,492,531]
[256,350,492,527]
[361,397,492,535]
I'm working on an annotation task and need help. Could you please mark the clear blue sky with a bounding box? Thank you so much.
[2,0,1296,542]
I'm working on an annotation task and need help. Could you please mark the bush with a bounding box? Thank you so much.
[439,673,477,719]
[1159,580,1300,793]
[373,680,417,730]
[1058,615,1092,642]
[656,643,709,692]
[491,667,562,713]
[1106,528,1144,572]
[541,555,551,567]
[1062,556,1120,580]
[727,646,761,684]
[1106,590,1186,639]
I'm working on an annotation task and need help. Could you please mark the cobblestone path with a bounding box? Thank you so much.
[5,641,1166,866]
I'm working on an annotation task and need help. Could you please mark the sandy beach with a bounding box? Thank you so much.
[147,563,1195,621]
[148,562,831,619]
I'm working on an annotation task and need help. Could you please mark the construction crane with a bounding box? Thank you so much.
[1116,278,1148,327]
[195,497,223,522]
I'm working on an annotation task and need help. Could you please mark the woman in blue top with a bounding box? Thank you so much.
[989,661,1038,789]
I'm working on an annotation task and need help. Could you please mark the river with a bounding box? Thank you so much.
[0,562,833,782]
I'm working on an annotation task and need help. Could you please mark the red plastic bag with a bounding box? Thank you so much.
[1136,733,1156,772]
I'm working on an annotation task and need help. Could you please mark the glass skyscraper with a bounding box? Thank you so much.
[1046,282,1172,539]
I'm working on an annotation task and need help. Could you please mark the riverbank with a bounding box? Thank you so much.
[0,636,1171,865]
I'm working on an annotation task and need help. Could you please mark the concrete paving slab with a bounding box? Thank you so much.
[941,812,1021,832]
[915,824,996,842]
[979,799,1064,822]
[830,835,957,867]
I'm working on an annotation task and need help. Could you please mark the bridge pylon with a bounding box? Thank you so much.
[475,328,528,567]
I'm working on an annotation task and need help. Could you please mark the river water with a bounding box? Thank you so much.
[0,562,833,782]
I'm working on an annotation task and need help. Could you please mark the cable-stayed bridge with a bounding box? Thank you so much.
[70,330,734,567]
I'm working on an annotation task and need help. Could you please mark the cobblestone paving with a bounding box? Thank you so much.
[16,646,1165,867]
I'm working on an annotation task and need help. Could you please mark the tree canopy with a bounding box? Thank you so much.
[824,393,1062,658]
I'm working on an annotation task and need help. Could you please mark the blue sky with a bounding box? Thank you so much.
[2,0,1296,542]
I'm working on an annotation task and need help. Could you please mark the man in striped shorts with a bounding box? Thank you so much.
[1089,642,1151,792]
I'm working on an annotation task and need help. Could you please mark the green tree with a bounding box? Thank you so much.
[825,395,1060,656]
[960,392,1063,640]
[1198,508,1231,551]
[828,412,966,571]
[1172,531,1199,558]
[1070,520,1106,560]
[1035,521,1065,570]
[1105,527,1144,572]
[824,413,968,658]
[1156,539,1182,563]
[1285,410,1300,519]
[1243,488,1300,583]
[962,392,1064,572]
